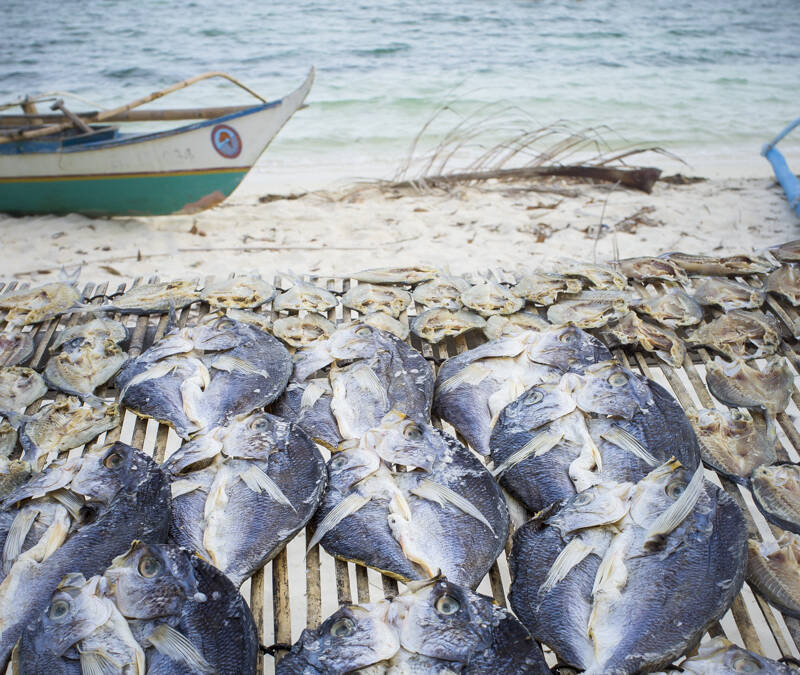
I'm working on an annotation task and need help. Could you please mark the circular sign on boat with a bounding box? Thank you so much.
[211,124,242,159]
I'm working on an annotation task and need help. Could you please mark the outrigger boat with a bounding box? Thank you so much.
[0,69,313,217]
[762,116,800,220]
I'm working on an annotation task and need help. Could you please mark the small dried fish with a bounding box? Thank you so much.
[556,259,628,290]
[272,279,337,313]
[410,308,485,343]
[769,240,800,263]
[350,265,438,285]
[0,333,33,367]
[412,274,471,310]
[692,277,765,312]
[766,264,800,306]
[0,367,47,410]
[272,314,336,347]
[616,256,690,285]
[483,312,550,340]
[460,281,524,317]
[362,312,409,340]
[751,464,800,534]
[223,308,272,331]
[546,297,627,329]
[661,251,775,276]
[0,283,80,326]
[634,289,704,328]
[50,318,128,352]
[342,283,412,318]
[748,533,800,618]
[200,277,276,309]
[599,311,686,367]
[512,273,583,306]
[89,279,200,315]
[687,310,780,359]
[664,636,799,674]
[0,416,16,458]
[686,407,774,484]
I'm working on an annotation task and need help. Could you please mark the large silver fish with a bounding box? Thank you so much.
[273,377,341,449]
[751,463,800,534]
[490,361,700,513]
[510,460,747,675]
[0,442,171,669]
[654,636,799,674]
[103,541,259,674]
[116,317,292,439]
[164,411,326,586]
[0,283,80,326]
[0,366,47,410]
[308,411,509,588]
[434,327,612,455]
[278,576,550,674]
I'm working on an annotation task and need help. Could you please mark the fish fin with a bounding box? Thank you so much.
[148,624,215,674]
[79,650,125,675]
[51,489,87,519]
[306,493,371,553]
[0,409,25,430]
[351,365,389,410]
[539,538,593,595]
[411,479,495,534]
[600,425,658,467]
[238,465,296,513]
[210,355,268,380]
[170,479,204,499]
[645,464,705,547]
[300,381,327,410]
[118,361,178,401]
[437,363,491,396]
[2,508,37,572]
[491,431,564,477]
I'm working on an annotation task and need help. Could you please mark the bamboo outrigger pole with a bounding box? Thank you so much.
[0,71,269,145]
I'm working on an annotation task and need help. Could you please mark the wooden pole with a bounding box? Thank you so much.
[0,104,263,126]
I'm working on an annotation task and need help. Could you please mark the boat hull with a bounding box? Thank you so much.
[0,70,313,216]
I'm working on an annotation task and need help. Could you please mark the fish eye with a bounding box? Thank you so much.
[731,409,745,420]
[524,390,543,406]
[573,491,594,506]
[731,656,761,673]
[560,331,576,344]
[355,326,372,337]
[435,594,460,615]
[104,451,124,469]
[607,372,628,387]
[216,319,236,330]
[403,423,424,440]
[138,555,162,578]
[665,479,685,499]
[330,617,355,638]
[330,455,348,471]
[48,599,70,622]
[250,416,270,431]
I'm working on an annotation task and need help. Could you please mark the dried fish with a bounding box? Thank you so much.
[0,367,47,410]
[351,265,438,285]
[634,289,704,328]
[616,256,690,285]
[705,356,793,419]
[766,264,800,306]
[748,533,800,618]
[412,274,471,310]
[661,636,799,674]
[692,277,766,312]
[769,240,800,263]
[483,312,551,340]
[89,279,200,315]
[460,281,524,317]
[0,416,17,458]
[272,314,336,347]
[687,310,781,359]
[410,308,485,343]
[687,407,774,484]
[361,312,410,340]
[556,259,628,290]
[223,307,272,331]
[751,464,800,534]
[0,283,80,326]
[50,318,128,352]
[342,283,412,318]
[547,297,628,329]
[272,279,337,313]
[661,252,775,276]
[599,311,686,367]
[0,332,33,367]
[512,273,583,306]
[200,276,276,309]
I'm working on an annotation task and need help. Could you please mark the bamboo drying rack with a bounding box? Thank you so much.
[2,270,800,674]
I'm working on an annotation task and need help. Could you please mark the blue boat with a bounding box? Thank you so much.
[762,117,800,220]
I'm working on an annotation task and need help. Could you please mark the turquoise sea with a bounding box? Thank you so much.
[2,0,800,187]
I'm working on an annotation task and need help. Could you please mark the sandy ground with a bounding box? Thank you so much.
[1,169,798,285]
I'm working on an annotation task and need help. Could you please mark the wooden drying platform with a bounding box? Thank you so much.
[2,271,800,674]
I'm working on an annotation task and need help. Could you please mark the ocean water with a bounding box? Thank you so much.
[2,0,800,188]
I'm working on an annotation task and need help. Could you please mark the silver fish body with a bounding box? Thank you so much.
[687,310,781,359]
[351,265,438,285]
[0,332,34,367]
[556,260,628,290]
[272,280,338,313]
[361,311,410,340]
[272,313,336,347]
[0,283,80,326]
[616,256,690,285]
[460,281,524,317]
[92,280,200,315]
[692,277,766,312]
[512,272,583,306]
[483,312,550,340]
[412,274,471,310]
[200,276,276,309]
[634,289,704,328]
[660,252,775,276]
[598,311,686,367]
[747,533,800,619]
[751,463,800,534]
[410,308,486,343]
[766,264,800,306]
[273,377,341,449]
[547,296,628,329]
[658,636,798,674]
[342,283,412,318]
[0,366,47,410]
[705,356,793,417]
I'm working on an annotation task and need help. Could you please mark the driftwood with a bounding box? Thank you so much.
[388,164,663,193]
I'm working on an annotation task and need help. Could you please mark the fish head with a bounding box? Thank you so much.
[362,411,439,471]
[279,602,399,673]
[530,326,612,371]
[328,442,382,491]
[682,636,788,674]
[188,317,244,351]
[549,481,633,536]
[574,360,651,419]
[500,380,578,432]
[104,541,201,620]
[328,323,385,361]
[28,574,112,658]
[70,441,140,505]
[219,410,289,460]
